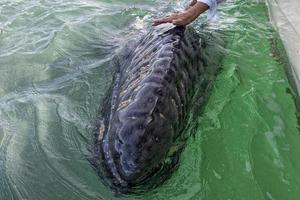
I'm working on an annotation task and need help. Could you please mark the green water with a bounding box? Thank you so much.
[0,0,300,199]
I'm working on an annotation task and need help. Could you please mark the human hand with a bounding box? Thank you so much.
[152,12,192,26]
[152,2,209,26]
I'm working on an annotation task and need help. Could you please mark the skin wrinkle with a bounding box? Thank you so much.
[90,24,221,193]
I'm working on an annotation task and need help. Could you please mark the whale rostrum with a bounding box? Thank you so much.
[90,25,222,193]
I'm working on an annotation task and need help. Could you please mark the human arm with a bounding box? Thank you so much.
[152,0,222,26]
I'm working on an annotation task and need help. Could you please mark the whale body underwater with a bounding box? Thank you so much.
[90,25,222,193]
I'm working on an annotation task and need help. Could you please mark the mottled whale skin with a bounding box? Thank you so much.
[91,25,218,193]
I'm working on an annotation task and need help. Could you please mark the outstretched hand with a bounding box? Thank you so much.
[152,12,194,27]
[152,2,209,27]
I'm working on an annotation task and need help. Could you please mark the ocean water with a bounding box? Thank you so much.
[0,0,300,199]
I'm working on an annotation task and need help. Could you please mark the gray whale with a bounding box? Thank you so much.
[90,25,221,193]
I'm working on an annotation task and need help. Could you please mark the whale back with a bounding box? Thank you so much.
[91,25,216,192]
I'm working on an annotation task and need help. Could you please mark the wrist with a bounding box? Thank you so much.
[194,2,209,12]
[186,2,208,17]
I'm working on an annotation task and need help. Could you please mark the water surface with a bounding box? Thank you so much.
[0,0,300,199]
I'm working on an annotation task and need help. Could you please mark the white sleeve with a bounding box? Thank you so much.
[197,0,220,21]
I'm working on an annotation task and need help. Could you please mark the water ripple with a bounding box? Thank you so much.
[1,0,300,200]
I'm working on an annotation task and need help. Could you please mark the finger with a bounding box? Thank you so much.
[152,20,165,26]
[152,17,173,26]
[152,20,163,26]
[172,19,181,26]
[153,16,173,23]
[172,19,186,26]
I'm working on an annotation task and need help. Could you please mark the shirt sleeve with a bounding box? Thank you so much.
[197,0,222,21]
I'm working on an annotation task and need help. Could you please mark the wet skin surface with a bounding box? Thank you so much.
[90,25,218,193]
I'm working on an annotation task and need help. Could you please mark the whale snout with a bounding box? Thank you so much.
[91,26,219,193]
[105,108,174,185]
